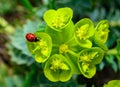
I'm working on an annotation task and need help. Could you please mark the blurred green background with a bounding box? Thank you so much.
[0,0,120,87]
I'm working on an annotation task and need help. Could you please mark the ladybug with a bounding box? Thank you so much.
[26,33,39,42]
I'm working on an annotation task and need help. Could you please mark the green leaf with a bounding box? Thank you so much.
[4,77,14,87]
[11,28,30,55]
[0,0,16,15]
[105,55,118,72]
[78,62,96,78]
[20,0,34,13]
[43,54,73,82]
[98,62,105,70]
[78,47,104,65]
[7,44,34,65]
[116,39,120,55]
[12,75,24,87]
[108,9,120,27]
[44,7,73,31]
[89,8,106,21]
[23,20,45,34]
[23,70,35,87]
[27,32,52,63]
[116,39,120,69]
[74,18,95,48]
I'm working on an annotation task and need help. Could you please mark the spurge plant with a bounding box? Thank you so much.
[25,7,109,82]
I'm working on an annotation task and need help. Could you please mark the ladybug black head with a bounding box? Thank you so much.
[26,33,39,42]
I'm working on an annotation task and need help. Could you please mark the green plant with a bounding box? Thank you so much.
[25,7,109,82]
[104,80,120,87]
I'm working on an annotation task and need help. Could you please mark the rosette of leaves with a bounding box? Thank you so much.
[78,47,104,78]
[44,54,73,82]
[74,18,95,48]
[26,32,52,63]
[94,20,109,50]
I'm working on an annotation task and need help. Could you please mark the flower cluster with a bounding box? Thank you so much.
[26,7,109,82]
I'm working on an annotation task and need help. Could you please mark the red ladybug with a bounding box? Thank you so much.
[26,33,39,42]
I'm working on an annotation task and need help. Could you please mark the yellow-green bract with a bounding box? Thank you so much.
[94,20,109,51]
[74,18,95,48]
[44,7,73,32]
[78,47,104,78]
[44,54,73,82]
[26,32,52,63]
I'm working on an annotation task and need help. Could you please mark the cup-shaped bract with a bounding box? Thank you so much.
[94,20,109,50]
[78,47,104,78]
[44,54,73,82]
[74,18,95,48]
[78,47,104,65]
[26,32,52,63]
[44,7,73,32]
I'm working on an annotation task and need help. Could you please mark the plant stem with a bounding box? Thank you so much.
[52,44,59,48]
[68,50,79,57]
[64,53,80,74]
[107,48,117,55]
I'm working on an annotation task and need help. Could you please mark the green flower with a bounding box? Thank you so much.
[44,54,73,82]
[26,32,52,63]
[59,44,69,54]
[74,18,95,48]
[78,47,104,78]
[94,20,109,50]
[44,7,73,31]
